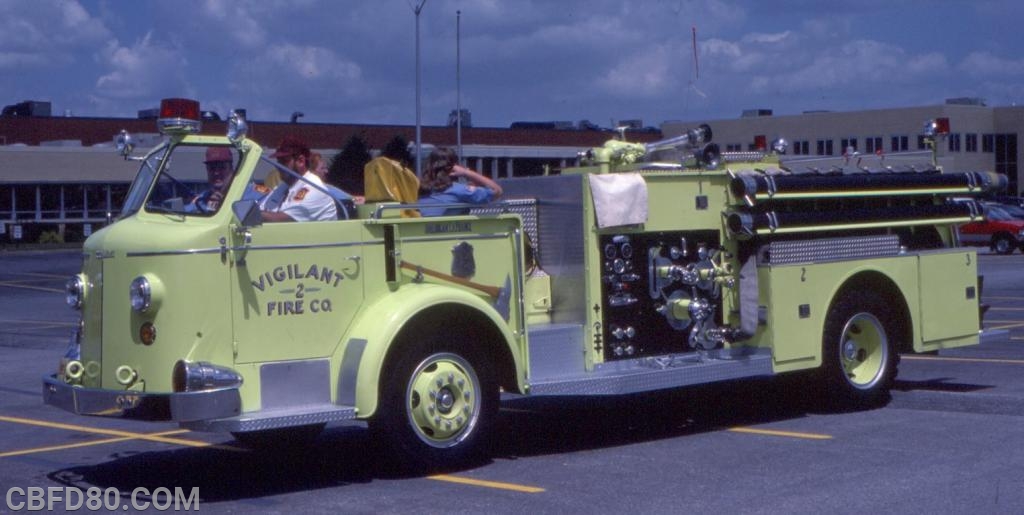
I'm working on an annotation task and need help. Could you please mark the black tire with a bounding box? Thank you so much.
[371,335,499,470]
[231,423,325,449]
[993,235,1015,255]
[819,290,899,408]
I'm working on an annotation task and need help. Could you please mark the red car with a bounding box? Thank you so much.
[958,203,1024,254]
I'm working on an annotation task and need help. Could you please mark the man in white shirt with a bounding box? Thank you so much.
[261,136,337,222]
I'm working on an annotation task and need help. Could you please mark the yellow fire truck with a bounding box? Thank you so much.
[44,99,1001,467]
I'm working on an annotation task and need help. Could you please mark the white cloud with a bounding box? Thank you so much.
[0,0,109,68]
[702,38,741,59]
[959,51,1024,76]
[597,44,675,97]
[223,43,368,120]
[747,39,949,95]
[264,44,362,84]
[198,0,267,49]
[0,51,46,68]
[741,31,793,45]
[907,52,948,75]
[94,32,193,101]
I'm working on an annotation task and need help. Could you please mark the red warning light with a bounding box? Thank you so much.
[157,98,202,134]
[159,98,200,120]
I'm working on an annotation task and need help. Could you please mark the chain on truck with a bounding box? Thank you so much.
[43,98,1003,467]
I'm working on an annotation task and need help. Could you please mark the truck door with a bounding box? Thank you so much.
[229,221,365,363]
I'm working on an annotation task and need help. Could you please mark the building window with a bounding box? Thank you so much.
[966,133,978,152]
[0,185,11,217]
[841,138,858,154]
[890,135,908,152]
[726,143,742,152]
[816,139,833,155]
[917,135,928,150]
[994,134,1019,194]
[865,136,883,154]
[948,133,961,152]
[791,140,809,155]
[983,134,994,153]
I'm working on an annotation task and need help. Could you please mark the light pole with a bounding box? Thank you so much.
[456,9,462,164]
[412,0,427,177]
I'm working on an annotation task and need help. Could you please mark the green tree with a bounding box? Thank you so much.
[381,134,413,170]
[329,133,371,195]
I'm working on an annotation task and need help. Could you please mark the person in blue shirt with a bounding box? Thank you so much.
[419,147,503,216]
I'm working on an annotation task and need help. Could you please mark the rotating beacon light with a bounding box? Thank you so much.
[156,98,202,135]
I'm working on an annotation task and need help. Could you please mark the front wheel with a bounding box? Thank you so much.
[819,291,899,407]
[993,235,1015,255]
[372,343,498,470]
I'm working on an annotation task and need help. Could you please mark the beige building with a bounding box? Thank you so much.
[662,100,1023,195]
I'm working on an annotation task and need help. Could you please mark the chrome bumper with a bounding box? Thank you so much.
[42,374,241,422]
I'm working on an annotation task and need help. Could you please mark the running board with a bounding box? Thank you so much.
[528,348,774,396]
[181,403,357,433]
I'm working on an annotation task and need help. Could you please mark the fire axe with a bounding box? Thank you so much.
[400,261,512,320]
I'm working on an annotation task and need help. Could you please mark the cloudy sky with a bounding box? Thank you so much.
[2,0,1023,129]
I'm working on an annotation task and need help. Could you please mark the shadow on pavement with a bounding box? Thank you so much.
[46,377,826,503]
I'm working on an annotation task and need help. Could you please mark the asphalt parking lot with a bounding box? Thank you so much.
[2,249,1024,514]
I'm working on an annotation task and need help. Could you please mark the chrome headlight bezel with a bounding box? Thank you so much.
[129,276,152,312]
[65,275,85,310]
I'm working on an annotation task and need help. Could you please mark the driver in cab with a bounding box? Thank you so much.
[186,147,236,213]
[260,136,338,222]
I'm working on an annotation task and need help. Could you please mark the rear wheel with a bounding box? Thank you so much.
[372,338,498,470]
[820,291,899,407]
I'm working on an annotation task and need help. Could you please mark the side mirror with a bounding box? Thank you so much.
[232,200,262,229]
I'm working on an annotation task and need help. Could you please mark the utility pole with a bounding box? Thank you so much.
[412,0,427,177]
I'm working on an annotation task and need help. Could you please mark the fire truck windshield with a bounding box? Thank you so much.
[120,143,242,219]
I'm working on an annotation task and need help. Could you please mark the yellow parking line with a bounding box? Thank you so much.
[0,281,63,293]
[429,474,545,493]
[0,415,212,449]
[0,429,190,458]
[903,355,1024,365]
[989,307,1024,312]
[988,322,1024,330]
[727,427,832,440]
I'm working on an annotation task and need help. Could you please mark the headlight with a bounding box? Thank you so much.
[65,275,85,310]
[173,360,243,392]
[129,276,152,312]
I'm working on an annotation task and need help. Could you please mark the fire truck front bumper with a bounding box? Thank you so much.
[42,374,241,422]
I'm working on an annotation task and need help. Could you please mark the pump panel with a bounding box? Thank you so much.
[600,230,722,360]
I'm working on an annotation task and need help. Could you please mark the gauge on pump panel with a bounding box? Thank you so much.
[620,242,633,259]
[612,258,627,274]
[604,244,618,259]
